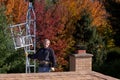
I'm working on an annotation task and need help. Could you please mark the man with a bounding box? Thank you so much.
[27,39,56,72]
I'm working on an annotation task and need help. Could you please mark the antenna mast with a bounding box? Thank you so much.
[10,0,36,73]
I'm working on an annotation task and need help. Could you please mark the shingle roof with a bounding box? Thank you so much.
[0,71,118,80]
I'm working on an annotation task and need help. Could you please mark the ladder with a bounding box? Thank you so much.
[10,2,36,73]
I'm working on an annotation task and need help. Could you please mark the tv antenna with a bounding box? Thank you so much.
[10,1,36,73]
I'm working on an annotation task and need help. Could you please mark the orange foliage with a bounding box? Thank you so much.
[0,0,5,7]
[5,0,28,23]
[88,1,108,28]
[59,0,108,34]
[54,0,109,53]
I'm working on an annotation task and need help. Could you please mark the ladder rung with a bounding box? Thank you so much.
[15,44,33,50]
[26,19,35,22]
[27,65,35,67]
[27,50,35,53]
[10,22,26,28]
[31,35,35,37]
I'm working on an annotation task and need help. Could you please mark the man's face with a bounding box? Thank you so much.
[43,40,50,48]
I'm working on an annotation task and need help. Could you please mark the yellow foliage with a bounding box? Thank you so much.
[89,1,107,27]
[59,0,109,34]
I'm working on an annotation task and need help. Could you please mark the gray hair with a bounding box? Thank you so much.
[44,39,50,43]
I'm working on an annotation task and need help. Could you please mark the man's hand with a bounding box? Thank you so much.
[25,52,28,57]
[51,67,55,72]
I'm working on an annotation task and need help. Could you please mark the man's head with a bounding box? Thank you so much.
[43,39,50,48]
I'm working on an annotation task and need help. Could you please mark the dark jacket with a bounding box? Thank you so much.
[28,47,56,67]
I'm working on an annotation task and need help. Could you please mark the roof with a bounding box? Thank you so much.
[0,71,118,80]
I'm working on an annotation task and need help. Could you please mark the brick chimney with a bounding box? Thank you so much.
[70,53,93,72]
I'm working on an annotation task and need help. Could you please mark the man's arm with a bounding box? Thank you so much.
[49,48,56,71]
[49,48,57,67]
[26,49,41,59]
[28,53,38,59]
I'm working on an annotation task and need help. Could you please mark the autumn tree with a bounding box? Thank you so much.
[58,0,110,67]
[3,0,28,23]
[33,0,67,71]
[59,0,109,37]
[0,0,112,72]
